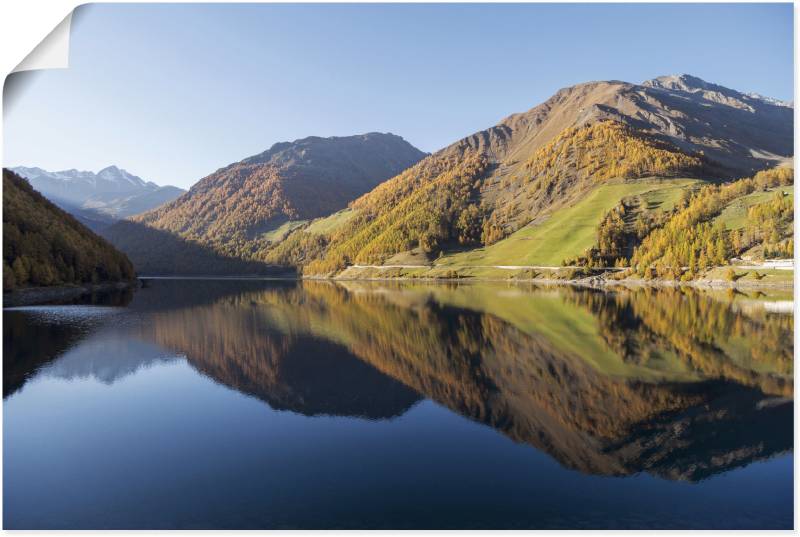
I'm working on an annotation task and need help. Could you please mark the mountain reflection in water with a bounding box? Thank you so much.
[3,279,793,529]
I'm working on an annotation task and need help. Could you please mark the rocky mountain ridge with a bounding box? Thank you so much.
[10,165,185,223]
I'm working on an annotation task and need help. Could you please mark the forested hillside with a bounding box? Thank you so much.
[298,120,709,274]
[109,133,426,266]
[3,169,135,291]
[263,75,792,276]
[630,167,793,278]
[565,166,793,276]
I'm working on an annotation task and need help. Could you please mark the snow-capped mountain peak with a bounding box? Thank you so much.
[96,165,148,188]
[642,74,792,112]
[9,165,186,220]
[744,92,793,108]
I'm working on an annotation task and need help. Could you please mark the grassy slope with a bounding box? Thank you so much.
[710,184,793,278]
[714,187,794,230]
[261,220,308,242]
[439,178,700,267]
[305,209,355,235]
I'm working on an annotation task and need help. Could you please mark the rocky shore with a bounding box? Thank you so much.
[3,281,137,308]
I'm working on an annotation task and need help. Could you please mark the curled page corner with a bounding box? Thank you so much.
[12,11,74,74]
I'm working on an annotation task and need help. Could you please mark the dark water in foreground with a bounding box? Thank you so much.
[3,279,794,529]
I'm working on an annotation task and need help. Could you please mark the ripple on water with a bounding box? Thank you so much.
[3,306,127,327]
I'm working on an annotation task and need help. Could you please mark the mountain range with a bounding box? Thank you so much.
[272,74,793,275]
[10,165,185,230]
[7,74,794,280]
[103,132,426,271]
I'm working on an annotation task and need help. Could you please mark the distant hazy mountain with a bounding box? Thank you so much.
[39,199,118,234]
[104,132,426,271]
[10,165,185,223]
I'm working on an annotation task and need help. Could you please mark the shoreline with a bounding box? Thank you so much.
[303,273,793,290]
[139,274,297,281]
[141,271,793,290]
[4,273,790,308]
[3,281,137,308]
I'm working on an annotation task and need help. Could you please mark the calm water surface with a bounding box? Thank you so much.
[3,279,794,529]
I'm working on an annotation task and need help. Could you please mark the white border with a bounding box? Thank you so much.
[0,1,797,536]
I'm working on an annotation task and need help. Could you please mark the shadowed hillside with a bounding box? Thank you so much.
[100,220,294,276]
[3,169,135,291]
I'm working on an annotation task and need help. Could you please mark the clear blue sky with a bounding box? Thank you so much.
[3,3,794,189]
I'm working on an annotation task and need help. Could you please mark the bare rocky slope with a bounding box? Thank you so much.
[454,74,791,176]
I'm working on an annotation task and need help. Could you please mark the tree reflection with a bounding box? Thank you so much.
[136,280,791,481]
[6,279,792,482]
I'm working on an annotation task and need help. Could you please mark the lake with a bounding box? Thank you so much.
[3,279,793,529]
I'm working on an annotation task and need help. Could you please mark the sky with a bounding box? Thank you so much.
[3,3,794,189]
